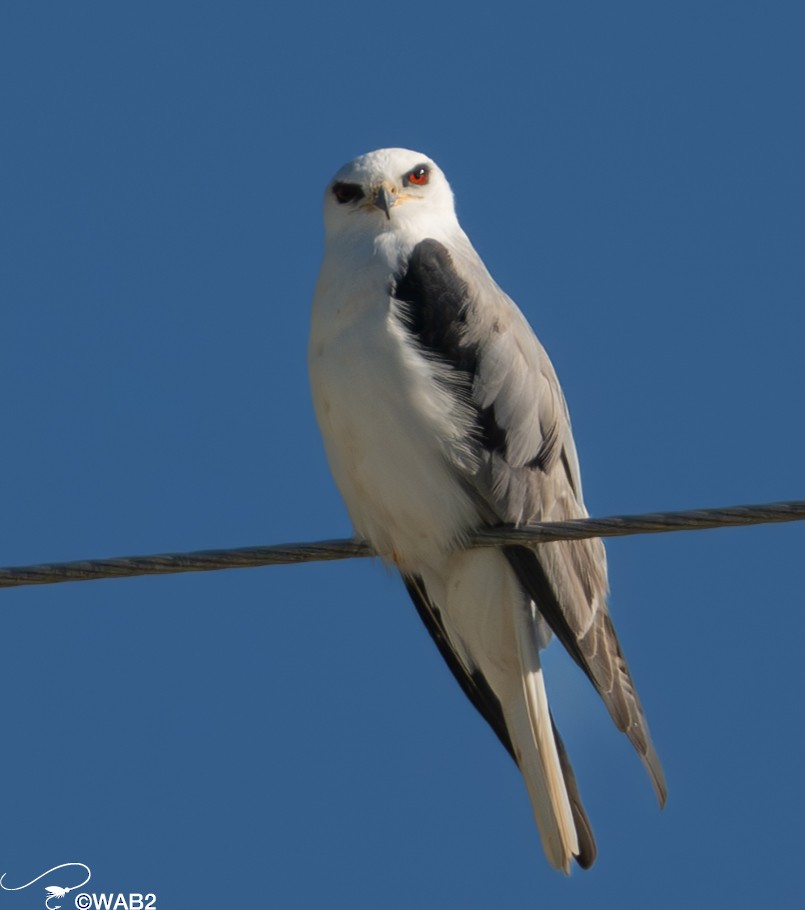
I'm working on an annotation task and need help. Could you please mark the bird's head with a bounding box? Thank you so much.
[322,148,457,241]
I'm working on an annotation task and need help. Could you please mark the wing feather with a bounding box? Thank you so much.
[394,237,666,805]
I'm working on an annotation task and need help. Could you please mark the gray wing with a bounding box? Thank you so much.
[393,238,666,806]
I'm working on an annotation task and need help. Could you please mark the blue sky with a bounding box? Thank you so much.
[2,2,804,908]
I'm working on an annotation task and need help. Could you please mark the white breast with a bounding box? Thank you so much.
[309,239,479,572]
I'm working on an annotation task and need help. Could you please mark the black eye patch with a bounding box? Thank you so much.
[332,182,365,204]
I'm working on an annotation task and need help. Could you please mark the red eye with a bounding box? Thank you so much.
[405,165,430,186]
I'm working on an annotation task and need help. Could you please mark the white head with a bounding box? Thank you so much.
[322,148,458,242]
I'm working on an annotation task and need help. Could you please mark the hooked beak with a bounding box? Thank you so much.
[372,183,397,219]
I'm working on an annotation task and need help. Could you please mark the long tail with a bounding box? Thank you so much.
[404,553,596,871]
[510,600,595,872]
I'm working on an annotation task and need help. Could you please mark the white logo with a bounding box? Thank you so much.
[0,864,91,910]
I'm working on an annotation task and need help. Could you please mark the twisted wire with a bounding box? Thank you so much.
[1,500,803,590]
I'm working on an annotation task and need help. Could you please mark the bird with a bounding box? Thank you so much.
[308,147,666,872]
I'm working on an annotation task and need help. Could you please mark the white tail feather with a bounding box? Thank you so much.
[512,606,578,872]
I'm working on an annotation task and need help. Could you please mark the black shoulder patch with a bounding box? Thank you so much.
[393,239,507,455]
[393,239,477,376]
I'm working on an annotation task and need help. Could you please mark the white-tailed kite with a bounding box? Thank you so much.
[309,148,665,872]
